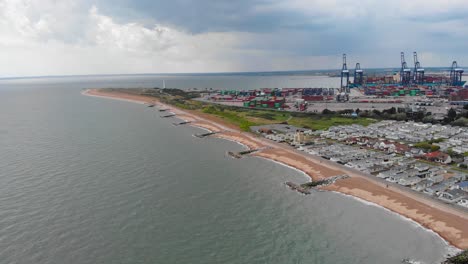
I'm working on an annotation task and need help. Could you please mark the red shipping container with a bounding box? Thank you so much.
[302,95,324,101]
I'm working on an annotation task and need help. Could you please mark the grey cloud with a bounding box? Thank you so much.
[90,0,322,33]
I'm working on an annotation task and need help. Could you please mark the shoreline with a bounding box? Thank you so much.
[331,190,462,257]
[254,155,314,182]
[82,88,468,250]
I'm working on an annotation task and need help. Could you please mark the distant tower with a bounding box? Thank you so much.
[413,52,424,84]
[163,80,166,89]
[450,61,464,86]
[400,52,411,85]
[341,54,350,93]
[354,63,363,86]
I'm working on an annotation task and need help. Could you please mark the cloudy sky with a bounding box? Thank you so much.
[0,0,467,77]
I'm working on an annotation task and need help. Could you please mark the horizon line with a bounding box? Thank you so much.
[0,66,463,81]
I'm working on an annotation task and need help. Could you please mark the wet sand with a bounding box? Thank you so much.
[83,88,468,250]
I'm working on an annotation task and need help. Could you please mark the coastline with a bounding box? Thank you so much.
[332,190,462,257]
[254,155,315,182]
[82,88,468,250]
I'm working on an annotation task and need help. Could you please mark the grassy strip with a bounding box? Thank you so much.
[202,106,258,131]
[288,116,375,130]
[413,142,441,152]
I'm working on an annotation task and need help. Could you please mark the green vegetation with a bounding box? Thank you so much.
[447,148,465,161]
[447,148,454,156]
[448,108,458,121]
[246,111,285,121]
[202,105,258,131]
[451,165,468,173]
[428,138,445,144]
[452,117,468,127]
[103,88,377,132]
[412,139,444,152]
[198,104,376,131]
[414,141,440,152]
[288,115,375,130]
[443,250,468,264]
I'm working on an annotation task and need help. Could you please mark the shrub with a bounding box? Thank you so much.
[452,117,468,127]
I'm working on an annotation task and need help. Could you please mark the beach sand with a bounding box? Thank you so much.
[215,131,265,150]
[254,148,341,181]
[83,88,468,250]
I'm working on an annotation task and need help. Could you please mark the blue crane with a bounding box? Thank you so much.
[400,52,411,85]
[449,61,464,86]
[341,54,350,93]
[413,52,424,84]
[354,63,364,86]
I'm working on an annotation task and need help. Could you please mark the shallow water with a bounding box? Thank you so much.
[0,75,452,264]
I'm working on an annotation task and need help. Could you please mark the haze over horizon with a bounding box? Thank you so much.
[1,0,467,77]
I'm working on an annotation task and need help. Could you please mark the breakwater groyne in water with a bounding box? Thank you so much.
[286,175,350,195]
[285,182,312,195]
[160,113,176,118]
[194,132,218,138]
[172,121,191,126]
[227,149,261,159]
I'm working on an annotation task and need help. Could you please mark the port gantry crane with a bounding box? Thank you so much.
[340,53,350,93]
[354,63,364,86]
[449,61,464,86]
[413,52,425,84]
[400,52,411,85]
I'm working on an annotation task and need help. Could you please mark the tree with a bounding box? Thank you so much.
[430,145,440,152]
[386,107,396,115]
[464,104,468,110]
[322,109,333,115]
[355,108,360,114]
[413,111,425,121]
[448,108,457,121]
[394,113,407,121]
[359,110,369,117]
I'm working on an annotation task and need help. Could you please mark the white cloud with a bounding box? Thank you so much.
[0,1,254,76]
[0,0,467,77]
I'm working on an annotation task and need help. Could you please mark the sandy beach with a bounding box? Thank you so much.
[83,88,468,249]
[254,148,341,180]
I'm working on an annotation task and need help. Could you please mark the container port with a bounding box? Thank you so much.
[198,52,466,114]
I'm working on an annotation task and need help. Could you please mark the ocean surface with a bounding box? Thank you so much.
[0,74,455,264]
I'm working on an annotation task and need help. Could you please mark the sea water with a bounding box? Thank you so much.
[0,74,454,264]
